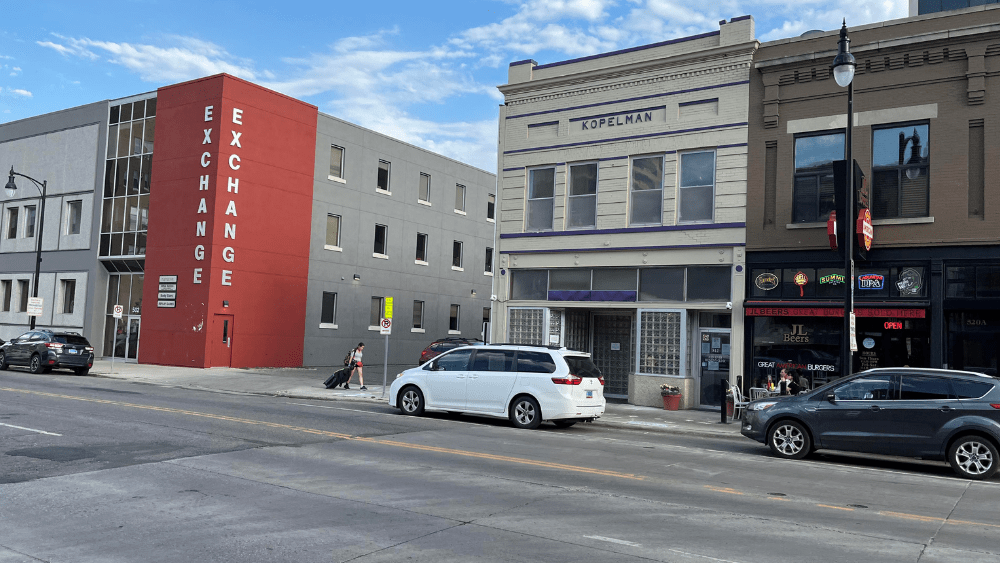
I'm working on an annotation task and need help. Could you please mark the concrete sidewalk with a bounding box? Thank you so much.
[89,359,744,439]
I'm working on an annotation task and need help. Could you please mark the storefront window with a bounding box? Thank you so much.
[687,266,730,300]
[639,268,684,301]
[511,270,548,300]
[947,312,1000,376]
[781,268,816,298]
[976,266,1000,298]
[638,310,682,375]
[750,316,841,391]
[855,268,890,298]
[750,269,781,298]
[855,317,929,372]
[815,268,847,298]
[508,308,545,345]
[947,266,978,298]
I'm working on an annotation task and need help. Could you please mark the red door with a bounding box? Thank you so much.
[211,314,234,367]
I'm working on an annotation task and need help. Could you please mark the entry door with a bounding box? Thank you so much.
[211,314,234,367]
[699,330,731,406]
[592,314,633,398]
[126,317,141,360]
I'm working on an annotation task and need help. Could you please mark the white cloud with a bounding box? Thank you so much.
[11,88,32,97]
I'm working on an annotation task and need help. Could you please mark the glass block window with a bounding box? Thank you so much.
[101,96,155,258]
[508,308,545,345]
[638,310,682,375]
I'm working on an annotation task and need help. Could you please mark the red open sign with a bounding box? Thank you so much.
[884,321,904,330]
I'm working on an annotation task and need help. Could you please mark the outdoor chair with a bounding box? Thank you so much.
[749,387,769,402]
[730,385,750,420]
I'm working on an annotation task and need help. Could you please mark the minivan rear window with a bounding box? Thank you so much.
[516,351,556,373]
[52,335,90,345]
[564,356,601,379]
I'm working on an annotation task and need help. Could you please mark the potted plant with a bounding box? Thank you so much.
[660,383,682,411]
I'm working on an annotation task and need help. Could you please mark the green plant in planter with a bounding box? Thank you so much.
[659,384,681,397]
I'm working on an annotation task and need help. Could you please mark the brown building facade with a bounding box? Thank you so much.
[745,6,1000,390]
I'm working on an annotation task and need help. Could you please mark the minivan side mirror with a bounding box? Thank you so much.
[826,393,837,404]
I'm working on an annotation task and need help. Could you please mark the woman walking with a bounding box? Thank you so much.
[344,342,366,390]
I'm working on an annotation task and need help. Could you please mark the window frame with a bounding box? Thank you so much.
[677,149,717,224]
[23,205,36,238]
[449,303,461,333]
[373,223,388,258]
[419,173,431,204]
[66,200,83,235]
[566,161,598,229]
[6,207,19,239]
[629,154,664,226]
[792,131,845,224]
[1,280,11,312]
[320,291,338,328]
[526,166,556,232]
[17,279,29,312]
[455,184,467,213]
[485,247,494,275]
[60,279,76,314]
[415,232,428,264]
[369,296,385,329]
[329,145,345,181]
[452,240,464,271]
[376,159,391,194]
[325,213,342,251]
[412,300,424,331]
[487,194,496,222]
[871,120,931,219]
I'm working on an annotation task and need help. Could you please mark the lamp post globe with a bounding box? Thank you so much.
[4,167,16,198]
[832,20,856,88]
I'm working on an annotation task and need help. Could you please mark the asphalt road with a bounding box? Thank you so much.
[1,371,997,563]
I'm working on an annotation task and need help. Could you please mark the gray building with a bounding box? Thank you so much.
[1,76,496,376]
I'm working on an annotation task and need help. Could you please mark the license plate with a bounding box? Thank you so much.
[68,349,78,355]
[586,390,593,399]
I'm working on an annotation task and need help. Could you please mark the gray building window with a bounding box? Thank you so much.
[487,194,495,220]
[415,232,428,262]
[452,241,463,269]
[639,268,684,301]
[374,224,388,256]
[631,155,663,225]
[61,279,76,314]
[793,132,843,224]
[377,160,391,192]
[686,266,731,301]
[455,184,466,212]
[872,122,929,219]
[511,270,548,300]
[527,167,554,231]
[485,247,493,274]
[6,207,18,239]
[326,214,341,248]
[321,292,337,325]
[101,97,154,258]
[24,206,36,238]
[330,145,345,179]
[1,280,11,312]
[67,200,83,235]
[370,296,384,327]
[678,150,715,223]
[412,300,424,329]
[567,162,597,228]
[449,304,461,331]
[419,173,431,202]
[18,279,29,312]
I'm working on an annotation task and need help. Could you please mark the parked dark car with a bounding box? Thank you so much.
[741,368,1000,480]
[418,337,484,365]
[0,330,95,375]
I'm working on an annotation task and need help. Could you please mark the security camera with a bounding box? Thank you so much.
[726,301,733,310]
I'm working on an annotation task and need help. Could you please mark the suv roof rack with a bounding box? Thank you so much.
[489,343,566,350]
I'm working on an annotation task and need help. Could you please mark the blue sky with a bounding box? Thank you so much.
[2,0,907,172]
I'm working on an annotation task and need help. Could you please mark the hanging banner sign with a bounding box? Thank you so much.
[857,208,873,252]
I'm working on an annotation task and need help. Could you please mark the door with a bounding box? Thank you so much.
[891,374,960,457]
[425,348,473,410]
[592,314,633,398]
[211,314,234,367]
[466,349,517,412]
[699,330,731,406]
[126,317,141,360]
[7,332,33,363]
[811,373,899,454]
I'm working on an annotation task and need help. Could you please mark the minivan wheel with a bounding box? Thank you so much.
[29,354,44,374]
[948,436,999,480]
[398,386,425,416]
[0,350,7,370]
[510,396,542,430]
[768,420,811,460]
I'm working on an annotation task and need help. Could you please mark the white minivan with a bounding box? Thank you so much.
[389,344,606,429]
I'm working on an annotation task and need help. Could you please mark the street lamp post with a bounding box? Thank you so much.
[5,166,48,330]
[832,20,857,378]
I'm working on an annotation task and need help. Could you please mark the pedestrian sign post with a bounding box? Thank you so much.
[380,318,392,335]
[111,304,124,375]
[26,297,43,317]
[380,316,392,397]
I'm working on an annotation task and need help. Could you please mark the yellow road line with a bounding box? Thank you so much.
[817,504,854,511]
[1,387,643,481]
[703,485,744,495]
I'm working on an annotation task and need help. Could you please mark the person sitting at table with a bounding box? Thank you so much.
[778,368,802,396]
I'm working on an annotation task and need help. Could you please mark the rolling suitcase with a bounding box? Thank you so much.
[324,366,352,389]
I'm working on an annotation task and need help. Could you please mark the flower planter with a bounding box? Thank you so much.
[661,394,682,411]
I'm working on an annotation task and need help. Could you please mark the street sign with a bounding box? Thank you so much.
[158,274,178,308]
[380,317,392,335]
[857,209,873,252]
[26,297,43,317]
[849,312,858,352]
[159,275,178,283]
[113,305,124,319]
[384,297,393,319]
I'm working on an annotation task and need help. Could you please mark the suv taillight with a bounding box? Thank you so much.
[991,404,1000,410]
[551,375,583,385]
[598,376,605,385]
[45,342,64,350]
[85,346,94,351]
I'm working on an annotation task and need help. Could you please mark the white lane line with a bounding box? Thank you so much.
[666,548,742,563]
[583,535,641,547]
[0,423,62,436]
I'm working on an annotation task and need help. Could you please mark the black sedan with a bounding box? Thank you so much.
[741,368,1000,480]
[0,330,95,375]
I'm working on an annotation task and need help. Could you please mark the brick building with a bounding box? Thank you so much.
[494,17,758,408]
[745,6,1000,389]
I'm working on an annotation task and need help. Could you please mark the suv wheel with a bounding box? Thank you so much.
[768,420,811,460]
[29,354,44,374]
[73,367,90,376]
[398,386,424,416]
[510,396,542,430]
[0,350,7,370]
[948,436,999,480]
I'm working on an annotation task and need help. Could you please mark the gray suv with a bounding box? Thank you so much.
[741,368,1000,480]
[0,330,95,375]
